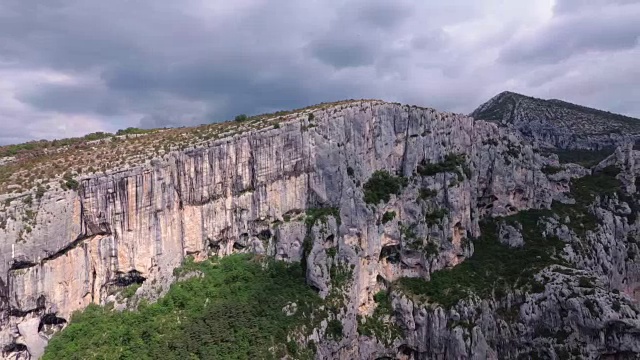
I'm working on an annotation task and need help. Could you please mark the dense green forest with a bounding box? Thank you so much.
[43,255,321,360]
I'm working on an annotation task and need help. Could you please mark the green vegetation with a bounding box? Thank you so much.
[357,291,401,345]
[397,166,624,308]
[318,261,354,342]
[1,99,373,195]
[578,277,593,288]
[551,148,614,168]
[549,165,621,237]
[400,223,416,241]
[234,114,248,122]
[301,124,317,132]
[301,207,340,271]
[505,143,522,159]
[398,211,565,308]
[0,132,113,158]
[326,319,343,340]
[419,188,437,200]
[474,92,640,135]
[120,283,142,299]
[541,165,562,175]
[35,185,46,200]
[44,255,320,360]
[571,165,620,201]
[417,153,466,177]
[115,128,152,136]
[363,170,408,204]
[305,207,340,228]
[62,172,79,191]
[530,280,545,293]
[83,132,114,141]
[425,209,448,226]
[1,141,49,157]
[381,211,396,224]
[424,242,439,255]
[548,99,640,127]
[471,93,515,122]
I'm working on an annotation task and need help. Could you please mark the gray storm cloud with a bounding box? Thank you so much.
[0,0,638,144]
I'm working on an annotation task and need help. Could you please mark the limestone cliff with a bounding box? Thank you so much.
[471,91,640,150]
[1,99,639,359]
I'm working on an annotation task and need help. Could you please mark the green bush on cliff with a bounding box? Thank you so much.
[234,114,248,122]
[43,254,320,360]
[363,170,408,204]
[62,172,79,191]
[325,319,343,340]
[551,148,614,168]
[398,211,565,308]
[357,290,401,346]
[397,167,623,308]
[115,127,152,136]
[549,166,621,237]
[417,153,466,176]
[381,211,396,224]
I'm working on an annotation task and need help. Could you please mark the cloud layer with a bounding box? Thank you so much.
[1,0,639,144]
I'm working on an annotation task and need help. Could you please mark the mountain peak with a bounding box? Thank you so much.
[471,91,640,149]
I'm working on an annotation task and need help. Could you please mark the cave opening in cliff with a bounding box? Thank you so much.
[380,245,401,264]
[38,313,67,333]
[477,194,498,210]
[399,345,415,355]
[2,343,27,355]
[9,260,37,271]
[115,270,146,287]
[208,242,221,255]
[257,229,272,241]
[233,233,250,250]
[324,234,335,247]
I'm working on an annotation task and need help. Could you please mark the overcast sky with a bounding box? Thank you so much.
[0,0,639,145]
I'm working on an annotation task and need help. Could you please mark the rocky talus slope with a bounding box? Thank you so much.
[1,100,640,359]
[471,91,640,150]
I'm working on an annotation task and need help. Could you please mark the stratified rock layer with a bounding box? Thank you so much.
[0,100,639,359]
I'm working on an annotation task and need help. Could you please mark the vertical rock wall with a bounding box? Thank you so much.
[0,101,602,358]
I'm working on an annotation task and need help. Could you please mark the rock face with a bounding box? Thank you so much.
[379,147,640,360]
[1,99,640,359]
[471,91,640,149]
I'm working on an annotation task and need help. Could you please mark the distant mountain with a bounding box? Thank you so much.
[471,91,640,149]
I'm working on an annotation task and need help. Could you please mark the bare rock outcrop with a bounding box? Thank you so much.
[471,91,640,150]
[0,100,639,359]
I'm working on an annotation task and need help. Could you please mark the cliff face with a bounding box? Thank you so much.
[471,91,640,150]
[378,146,640,360]
[1,100,639,359]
